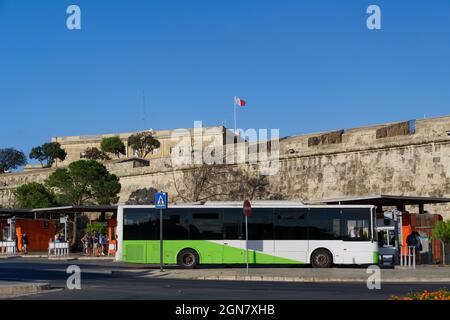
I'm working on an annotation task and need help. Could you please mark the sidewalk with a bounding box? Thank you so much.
[0,255,20,260]
[140,265,450,283]
[0,282,51,299]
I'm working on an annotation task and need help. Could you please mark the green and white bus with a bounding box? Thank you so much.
[116,202,379,268]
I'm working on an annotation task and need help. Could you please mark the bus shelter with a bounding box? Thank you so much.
[0,209,33,255]
[0,206,118,255]
[308,195,450,264]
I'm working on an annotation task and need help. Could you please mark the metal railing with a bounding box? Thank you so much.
[0,241,16,255]
[48,242,70,257]
[399,246,416,269]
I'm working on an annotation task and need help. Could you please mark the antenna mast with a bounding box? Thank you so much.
[140,89,148,130]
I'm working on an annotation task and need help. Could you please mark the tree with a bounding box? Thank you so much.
[0,148,27,173]
[46,160,121,206]
[171,161,276,203]
[29,146,46,166]
[100,137,126,158]
[433,221,450,265]
[168,139,277,203]
[85,222,105,235]
[82,147,111,161]
[126,187,158,205]
[127,132,161,158]
[14,182,57,209]
[45,160,121,246]
[228,170,283,201]
[30,142,67,167]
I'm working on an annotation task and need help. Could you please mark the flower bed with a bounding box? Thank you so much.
[391,290,450,300]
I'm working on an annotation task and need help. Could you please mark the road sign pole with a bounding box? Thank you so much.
[243,200,252,276]
[160,208,164,272]
[156,192,168,272]
[245,215,249,275]
[65,217,68,242]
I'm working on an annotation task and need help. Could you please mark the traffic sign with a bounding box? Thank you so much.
[243,199,252,217]
[155,192,168,209]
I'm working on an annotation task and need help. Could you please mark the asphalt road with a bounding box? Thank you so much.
[1,260,449,300]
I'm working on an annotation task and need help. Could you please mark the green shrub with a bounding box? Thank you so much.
[85,222,105,235]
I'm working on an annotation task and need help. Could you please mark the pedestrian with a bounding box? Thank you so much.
[86,234,92,256]
[92,233,99,256]
[81,234,88,255]
[102,234,108,256]
[96,233,103,256]
[406,231,422,251]
[406,230,422,264]
[97,233,103,256]
[21,233,29,255]
[98,233,104,256]
[1,232,7,254]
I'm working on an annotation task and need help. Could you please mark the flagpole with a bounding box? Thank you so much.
[234,97,237,133]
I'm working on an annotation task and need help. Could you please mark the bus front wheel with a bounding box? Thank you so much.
[177,249,199,269]
[311,249,333,268]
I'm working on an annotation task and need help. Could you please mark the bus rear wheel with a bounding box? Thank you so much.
[311,249,333,268]
[177,249,199,269]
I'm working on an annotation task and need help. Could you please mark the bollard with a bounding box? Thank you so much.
[399,246,416,269]
[1,241,16,256]
[400,246,404,267]
[48,242,69,257]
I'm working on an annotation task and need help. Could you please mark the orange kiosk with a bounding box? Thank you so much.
[401,212,444,264]
[1,218,56,253]
[107,218,117,256]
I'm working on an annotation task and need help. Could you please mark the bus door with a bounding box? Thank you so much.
[274,209,308,264]
[246,209,275,264]
[341,209,374,264]
[222,208,275,264]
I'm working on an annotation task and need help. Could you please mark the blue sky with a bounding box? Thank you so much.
[1,0,450,160]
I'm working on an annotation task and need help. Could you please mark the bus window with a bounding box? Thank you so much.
[189,209,223,240]
[245,209,274,240]
[308,208,341,240]
[378,229,395,247]
[123,208,158,240]
[274,208,308,240]
[223,209,243,240]
[163,209,189,240]
[342,209,371,241]
[377,231,386,247]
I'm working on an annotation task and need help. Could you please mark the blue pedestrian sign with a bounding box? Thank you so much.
[155,192,168,209]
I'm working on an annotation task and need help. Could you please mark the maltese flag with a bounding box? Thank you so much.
[234,97,246,107]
